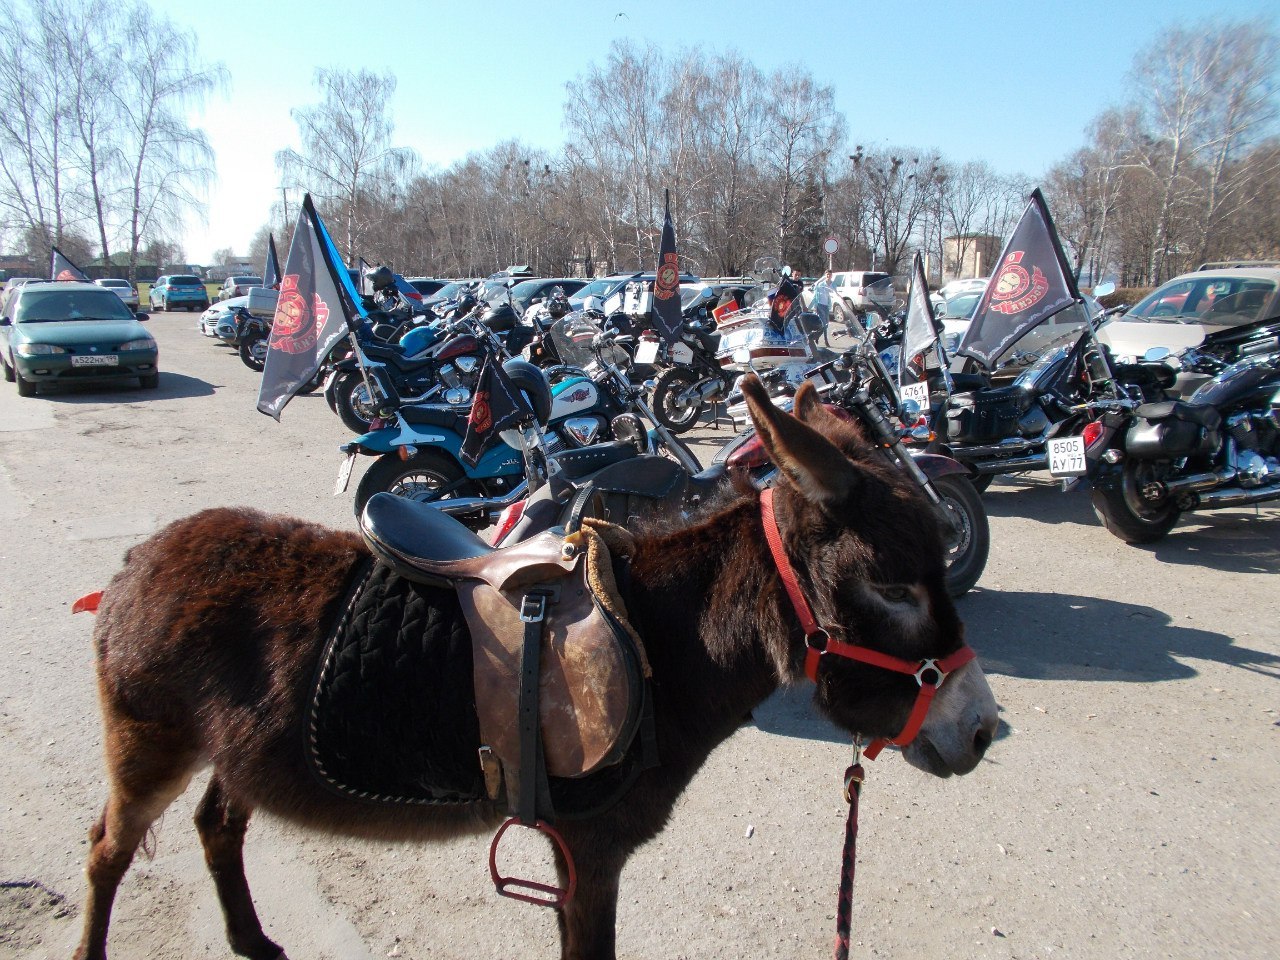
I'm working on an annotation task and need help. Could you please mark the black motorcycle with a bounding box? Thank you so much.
[1081,346,1280,543]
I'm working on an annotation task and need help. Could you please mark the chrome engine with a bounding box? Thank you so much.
[1226,410,1280,488]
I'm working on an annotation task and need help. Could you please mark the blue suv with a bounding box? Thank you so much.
[150,275,210,312]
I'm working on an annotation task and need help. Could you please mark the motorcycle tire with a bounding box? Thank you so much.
[239,334,267,371]
[335,372,383,434]
[932,475,990,597]
[1089,460,1180,544]
[652,366,704,434]
[352,449,484,528]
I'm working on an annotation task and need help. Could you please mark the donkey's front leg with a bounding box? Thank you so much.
[554,840,627,960]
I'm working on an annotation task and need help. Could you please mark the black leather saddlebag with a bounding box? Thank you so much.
[945,386,1029,444]
[1126,402,1221,458]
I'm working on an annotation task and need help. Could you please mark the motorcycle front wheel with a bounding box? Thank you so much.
[352,450,484,527]
[1090,460,1181,543]
[238,334,267,371]
[651,366,704,434]
[932,475,990,597]
[335,372,384,433]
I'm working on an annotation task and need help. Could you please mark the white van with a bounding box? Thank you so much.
[831,271,894,310]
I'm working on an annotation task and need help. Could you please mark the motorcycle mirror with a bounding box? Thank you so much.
[898,398,922,421]
[1092,281,1116,298]
[1142,346,1172,363]
[780,266,793,278]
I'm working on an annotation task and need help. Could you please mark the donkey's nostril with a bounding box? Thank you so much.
[973,727,993,757]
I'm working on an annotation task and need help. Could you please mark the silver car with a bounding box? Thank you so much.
[95,278,140,310]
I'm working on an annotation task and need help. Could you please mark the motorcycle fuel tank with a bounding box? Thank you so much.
[1190,354,1280,413]
[550,376,599,418]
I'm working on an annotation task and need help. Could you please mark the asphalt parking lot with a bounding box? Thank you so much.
[1,310,1278,959]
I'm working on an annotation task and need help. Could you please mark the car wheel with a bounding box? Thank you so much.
[139,373,160,389]
[15,369,36,396]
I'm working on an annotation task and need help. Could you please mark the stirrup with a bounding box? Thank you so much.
[488,817,577,909]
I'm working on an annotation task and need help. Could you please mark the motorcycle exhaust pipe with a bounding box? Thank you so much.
[973,453,1047,474]
[430,480,529,519]
[1186,481,1280,510]
[1161,467,1236,494]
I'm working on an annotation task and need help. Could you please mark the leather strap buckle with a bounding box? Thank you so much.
[520,593,548,623]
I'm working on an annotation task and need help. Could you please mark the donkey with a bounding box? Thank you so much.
[73,378,997,960]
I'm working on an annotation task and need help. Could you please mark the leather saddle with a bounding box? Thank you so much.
[359,493,650,817]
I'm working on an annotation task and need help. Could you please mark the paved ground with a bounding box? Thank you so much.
[1,310,1277,959]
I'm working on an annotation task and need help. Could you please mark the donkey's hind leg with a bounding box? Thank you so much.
[193,775,284,960]
[73,722,199,960]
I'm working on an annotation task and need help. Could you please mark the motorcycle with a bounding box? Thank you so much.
[336,310,702,526]
[1080,345,1280,543]
[904,282,1177,492]
[709,323,991,598]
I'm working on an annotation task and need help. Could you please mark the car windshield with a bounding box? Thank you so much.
[232,277,261,285]
[507,279,552,310]
[99,280,128,288]
[1128,277,1275,325]
[943,292,983,319]
[16,289,135,322]
[171,276,203,286]
[425,281,463,303]
[569,276,629,307]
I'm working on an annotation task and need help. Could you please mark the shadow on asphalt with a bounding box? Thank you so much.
[28,371,217,402]
[962,588,1278,683]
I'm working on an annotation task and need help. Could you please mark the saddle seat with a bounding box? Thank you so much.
[1135,400,1222,429]
[358,492,651,797]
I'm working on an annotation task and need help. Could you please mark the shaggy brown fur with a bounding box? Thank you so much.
[72,380,991,960]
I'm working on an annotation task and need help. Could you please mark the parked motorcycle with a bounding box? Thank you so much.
[710,322,991,597]
[1080,345,1280,543]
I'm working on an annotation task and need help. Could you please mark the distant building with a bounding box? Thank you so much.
[942,234,1001,283]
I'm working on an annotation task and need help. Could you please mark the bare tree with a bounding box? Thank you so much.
[277,68,417,261]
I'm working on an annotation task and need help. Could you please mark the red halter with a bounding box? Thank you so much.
[759,487,975,760]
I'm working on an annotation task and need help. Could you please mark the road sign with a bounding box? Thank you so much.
[823,236,839,255]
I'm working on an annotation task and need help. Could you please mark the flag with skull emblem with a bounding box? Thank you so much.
[460,356,535,466]
[257,195,364,419]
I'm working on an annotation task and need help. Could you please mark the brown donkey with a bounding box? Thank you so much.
[73,380,998,960]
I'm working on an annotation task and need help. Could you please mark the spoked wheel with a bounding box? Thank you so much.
[932,475,990,597]
[651,367,704,433]
[335,372,385,433]
[1090,460,1181,543]
[352,450,484,527]
[239,334,268,371]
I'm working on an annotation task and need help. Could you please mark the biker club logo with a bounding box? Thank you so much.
[270,274,330,354]
[469,390,492,434]
[654,252,679,301]
[990,251,1049,315]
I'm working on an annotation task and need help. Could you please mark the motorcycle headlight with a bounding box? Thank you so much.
[16,343,66,356]
[119,338,156,351]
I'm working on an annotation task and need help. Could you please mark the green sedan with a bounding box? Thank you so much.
[1,282,159,395]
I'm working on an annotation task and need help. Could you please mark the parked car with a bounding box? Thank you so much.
[1,281,158,395]
[405,277,447,298]
[832,270,895,311]
[218,275,263,301]
[495,277,588,313]
[569,272,701,311]
[937,277,989,301]
[150,274,210,312]
[199,298,244,338]
[95,278,140,310]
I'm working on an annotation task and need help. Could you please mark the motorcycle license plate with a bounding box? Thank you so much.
[634,340,659,364]
[334,451,357,496]
[899,381,930,407]
[1047,436,1086,477]
[71,354,118,367]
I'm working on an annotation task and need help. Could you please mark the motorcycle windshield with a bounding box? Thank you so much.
[548,312,630,374]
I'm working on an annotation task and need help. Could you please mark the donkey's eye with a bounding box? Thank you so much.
[880,586,913,604]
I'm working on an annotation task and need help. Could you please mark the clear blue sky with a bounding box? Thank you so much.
[153,0,1278,264]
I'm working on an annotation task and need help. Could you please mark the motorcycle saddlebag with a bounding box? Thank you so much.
[246,287,279,319]
[1125,402,1221,458]
[944,386,1029,444]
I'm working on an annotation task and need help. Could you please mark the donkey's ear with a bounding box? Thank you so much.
[743,375,856,509]
[792,380,824,423]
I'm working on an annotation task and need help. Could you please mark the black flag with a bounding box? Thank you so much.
[262,235,281,289]
[899,252,939,390]
[51,246,90,282]
[460,356,534,467]
[257,195,364,420]
[651,190,682,344]
[958,188,1081,369]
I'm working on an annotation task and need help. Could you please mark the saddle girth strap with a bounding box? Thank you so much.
[517,587,557,825]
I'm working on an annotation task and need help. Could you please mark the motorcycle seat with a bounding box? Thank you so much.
[398,404,471,434]
[944,373,989,392]
[549,441,637,481]
[1135,401,1222,429]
